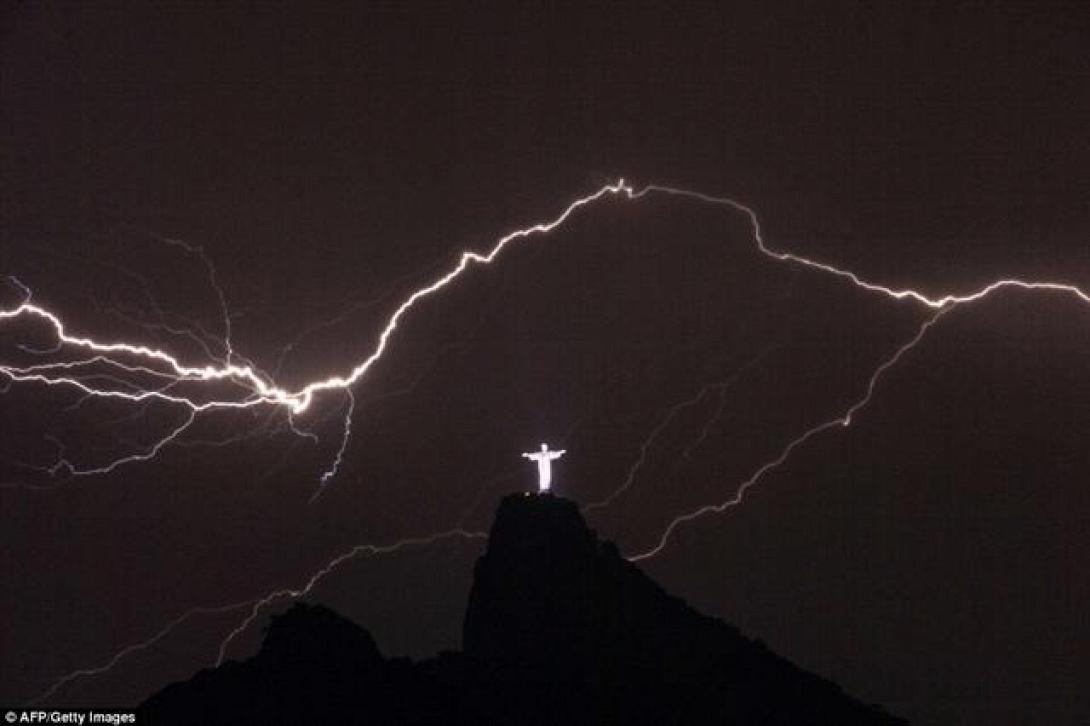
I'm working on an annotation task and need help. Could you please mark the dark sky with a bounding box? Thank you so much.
[2,2,1089,724]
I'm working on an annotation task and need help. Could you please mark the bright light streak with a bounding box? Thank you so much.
[583,346,776,513]
[310,390,356,502]
[213,528,487,666]
[4,179,1089,482]
[1,181,633,416]
[631,185,1090,309]
[627,307,952,562]
[23,601,258,707]
[24,528,486,706]
[8,177,1090,705]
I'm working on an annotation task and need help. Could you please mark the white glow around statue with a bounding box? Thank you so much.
[522,443,566,493]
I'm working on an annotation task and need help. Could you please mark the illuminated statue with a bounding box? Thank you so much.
[522,443,566,493]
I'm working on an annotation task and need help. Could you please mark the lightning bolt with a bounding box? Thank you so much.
[1,181,632,411]
[7,178,1090,706]
[22,527,486,705]
[23,601,258,707]
[310,390,356,502]
[0,181,633,482]
[583,346,776,513]
[627,306,951,562]
[630,185,1090,309]
[213,527,487,666]
[4,180,1088,484]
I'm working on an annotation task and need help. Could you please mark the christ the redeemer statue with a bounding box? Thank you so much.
[522,443,565,493]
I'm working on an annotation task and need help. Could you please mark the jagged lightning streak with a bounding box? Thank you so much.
[49,409,198,478]
[212,527,487,666]
[583,347,776,513]
[24,528,487,705]
[0,181,635,481]
[607,183,1090,560]
[1,181,632,413]
[270,250,449,381]
[310,390,355,502]
[5,275,33,305]
[8,177,1090,704]
[630,185,1090,309]
[136,230,238,365]
[627,306,952,562]
[582,386,717,513]
[23,601,258,707]
[10,181,1089,408]
[5,179,1089,482]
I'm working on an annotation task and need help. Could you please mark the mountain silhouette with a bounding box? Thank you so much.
[140,493,905,724]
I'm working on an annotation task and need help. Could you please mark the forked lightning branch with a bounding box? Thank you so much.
[5,179,1090,705]
[3,179,1086,486]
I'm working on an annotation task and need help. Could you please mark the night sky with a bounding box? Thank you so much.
[3,2,1089,724]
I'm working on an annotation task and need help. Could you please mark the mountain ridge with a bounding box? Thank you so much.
[140,492,906,725]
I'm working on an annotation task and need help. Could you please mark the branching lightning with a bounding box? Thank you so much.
[213,528,487,666]
[583,346,776,513]
[311,390,356,503]
[4,180,1088,483]
[24,601,258,707]
[7,178,1090,706]
[24,527,486,706]
[0,181,631,483]
[627,307,952,562]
